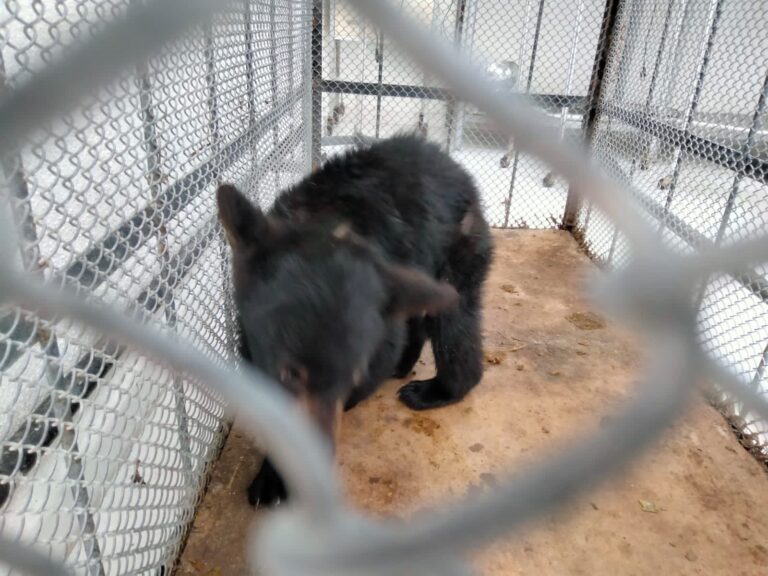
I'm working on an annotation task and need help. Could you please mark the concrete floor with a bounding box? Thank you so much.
[177,230,768,576]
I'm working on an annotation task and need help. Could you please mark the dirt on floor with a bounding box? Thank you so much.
[178,229,768,576]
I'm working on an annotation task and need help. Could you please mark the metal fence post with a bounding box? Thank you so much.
[244,0,257,129]
[613,0,645,107]
[658,0,723,234]
[713,73,768,246]
[243,0,265,205]
[204,25,221,156]
[558,0,584,141]
[303,0,314,172]
[288,0,296,140]
[136,58,194,487]
[0,56,108,576]
[658,0,694,119]
[450,0,477,151]
[502,0,546,228]
[204,19,237,364]
[311,0,323,169]
[374,31,385,139]
[269,0,281,192]
[634,0,677,171]
[562,0,621,231]
[445,0,468,152]
[693,72,768,306]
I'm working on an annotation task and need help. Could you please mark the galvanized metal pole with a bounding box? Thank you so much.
[452,0,478,150]
[562,0,621,231]
[636,0,677,170]
[374,31,385,138]
[204,19,237,367]
[445,0,468,151]
[558,0,584,142]
[659,0,723,233]
[503,0,546,228]
[269,0,280,192]
[311,0,323,168]
[136,56,194,485]
[693,72,768,308]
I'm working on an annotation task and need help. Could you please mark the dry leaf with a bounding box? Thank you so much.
[639,499,660,513]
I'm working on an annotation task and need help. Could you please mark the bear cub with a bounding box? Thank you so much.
[217,135,492,506]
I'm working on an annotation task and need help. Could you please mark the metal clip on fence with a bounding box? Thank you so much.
[0,0,767,575]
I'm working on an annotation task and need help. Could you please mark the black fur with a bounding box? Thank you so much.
[218,135,492,507]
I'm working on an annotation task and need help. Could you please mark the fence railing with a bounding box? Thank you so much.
[0,0,767,574]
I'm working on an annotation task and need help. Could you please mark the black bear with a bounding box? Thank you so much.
[216,135,492,506]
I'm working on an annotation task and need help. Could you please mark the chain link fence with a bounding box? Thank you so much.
[314,0,608,228]
[0,0,311,573]
[575,0,768,461]
[0,0,767,575]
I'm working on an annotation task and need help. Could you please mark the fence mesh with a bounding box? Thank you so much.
[314,0,608,228]
[1,0,768,574]
[576,0,768,461]
[0,1,311,573]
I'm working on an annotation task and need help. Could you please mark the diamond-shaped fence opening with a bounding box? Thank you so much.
[0,0,767,574]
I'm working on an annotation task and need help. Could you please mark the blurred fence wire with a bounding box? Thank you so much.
[0,0,767,575]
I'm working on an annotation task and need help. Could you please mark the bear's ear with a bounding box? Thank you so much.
[216,183,277,250]
[379,263,459,318]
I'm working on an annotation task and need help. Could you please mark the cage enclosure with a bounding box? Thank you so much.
[0,0,766,575]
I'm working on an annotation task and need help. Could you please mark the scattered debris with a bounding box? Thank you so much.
[501,283,518,294]
[684,550,698,562]
[370,477,398,504]
[542,171,556,188]
[639,499,661,513]
[548,370,561,377]
[590,502,599,511]
[566,311,606,330]
[541,425,550,434]
[516,363,525,371]
[403,415,440,437]
[658,174,674,190]
[484,351,506,365]
[469,443,484,453]
[131,459,146,485]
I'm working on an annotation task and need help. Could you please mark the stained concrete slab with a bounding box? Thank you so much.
[177,230,768,576]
